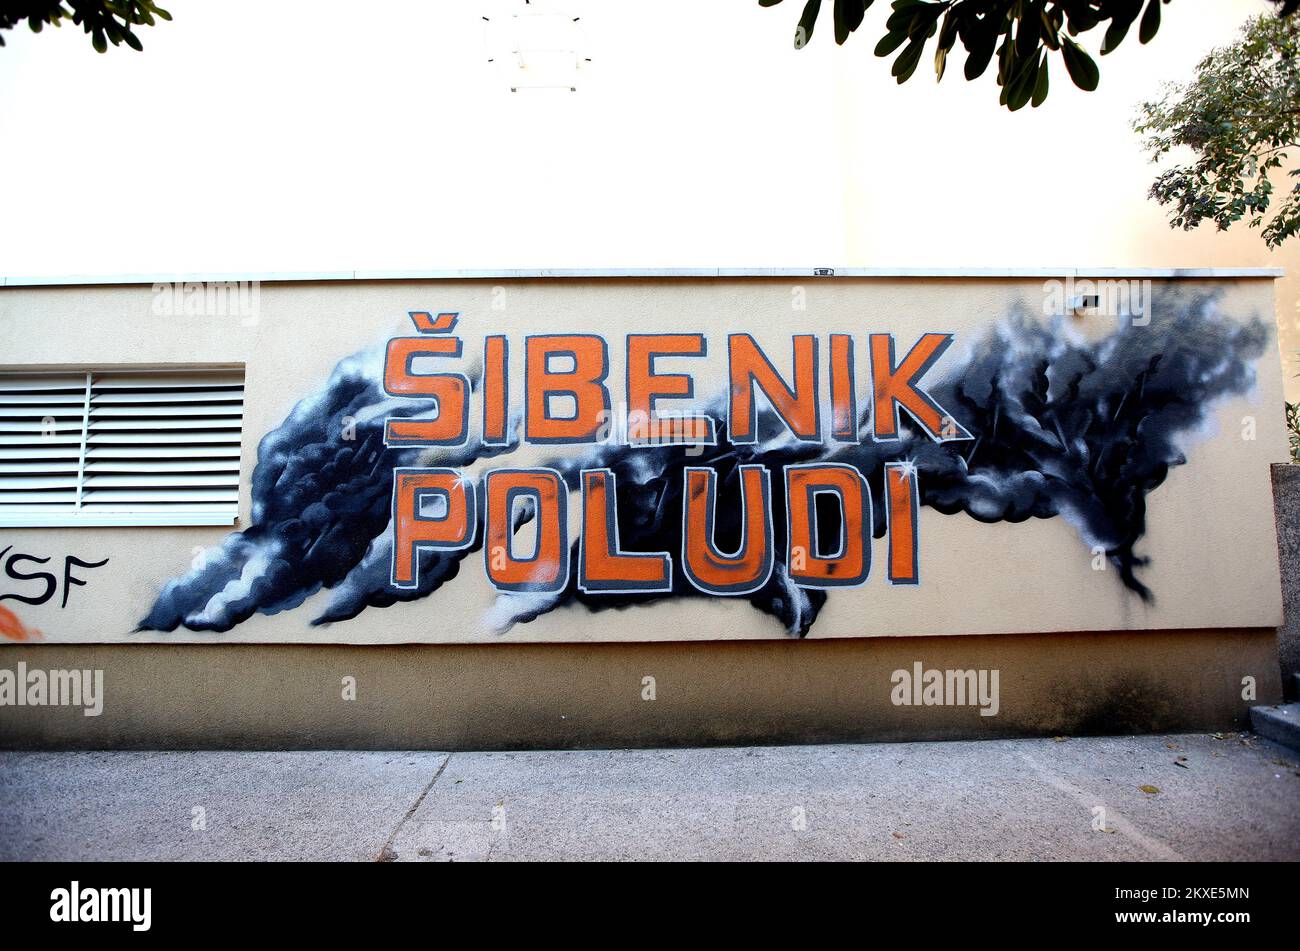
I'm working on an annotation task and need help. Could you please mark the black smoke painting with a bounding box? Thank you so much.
[138,292,1268,638]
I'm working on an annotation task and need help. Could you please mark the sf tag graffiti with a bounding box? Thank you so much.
[0,546,109,609]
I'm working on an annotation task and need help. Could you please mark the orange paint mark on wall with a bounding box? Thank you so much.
[0,603,42,642]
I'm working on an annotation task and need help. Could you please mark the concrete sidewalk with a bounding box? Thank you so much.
[1,733,1297,861]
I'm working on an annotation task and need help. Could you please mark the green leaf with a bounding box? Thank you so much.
[1040,7,1060,51]
[964,26,996,80]
[1032,55,1050,107]
[875,28,907,57]
[937,8,957,45]
[1065,7,1101,34]
[935,7,958,69]
[758,0,785,7]
[1102,13,1135,54]
[997,32,1015,85]
[1007,79,1033,111]
[1015,11,1039,60]
[884,6,916,36]
[833,0,871,45]
[1139,0,1162,45]
[1061,36,1099,91]
[892,37,926,83]
[795,0,821,48]
[1006,48,1040,111]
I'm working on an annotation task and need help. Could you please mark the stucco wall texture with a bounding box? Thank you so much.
[0,629,1283,749]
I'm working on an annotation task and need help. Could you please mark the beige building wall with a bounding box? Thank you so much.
[0,275,1285,647]
[0,273,1289,747]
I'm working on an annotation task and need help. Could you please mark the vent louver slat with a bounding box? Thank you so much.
[86,445,241,458]
[89,431,243,444]
[0,369,244,526]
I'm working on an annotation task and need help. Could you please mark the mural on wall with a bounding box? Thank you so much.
[139,291,1268,638]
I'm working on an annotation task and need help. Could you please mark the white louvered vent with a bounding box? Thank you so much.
[0,368,244,526]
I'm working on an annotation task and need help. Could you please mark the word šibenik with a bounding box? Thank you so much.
[386,311,971,597]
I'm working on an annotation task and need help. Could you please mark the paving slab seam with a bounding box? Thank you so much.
[375,753,452,862]
[1019,750,1187,861]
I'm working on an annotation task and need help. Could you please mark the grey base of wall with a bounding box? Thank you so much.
[1272,464,1300,701]
[0,628,1282,750]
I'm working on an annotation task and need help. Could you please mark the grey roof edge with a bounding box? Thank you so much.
[0,266,1285,288]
